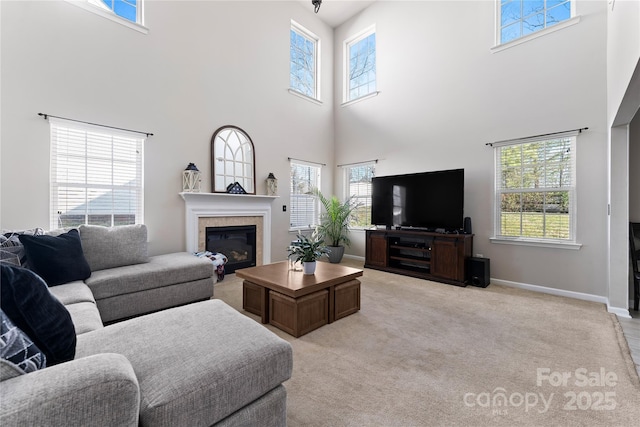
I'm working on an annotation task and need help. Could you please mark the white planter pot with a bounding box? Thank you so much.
[302,261,317,275]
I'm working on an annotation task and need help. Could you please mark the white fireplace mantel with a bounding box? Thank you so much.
[180,192,277,264]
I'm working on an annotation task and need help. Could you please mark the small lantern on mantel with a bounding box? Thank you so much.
[266,172,278,196]
[182,163,201,193]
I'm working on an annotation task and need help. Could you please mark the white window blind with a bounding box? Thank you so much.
[50,118,144,229]
[344,162,375,228]
[290,161,321,229]
[494,133,576,242]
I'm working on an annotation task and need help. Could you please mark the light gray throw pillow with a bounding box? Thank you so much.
[79,225,148,272]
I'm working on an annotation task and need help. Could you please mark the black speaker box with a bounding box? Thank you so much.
[463,217,472,234]
[469,257,490,288]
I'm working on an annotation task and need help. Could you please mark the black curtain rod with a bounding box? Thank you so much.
[38,113,154,137]
[486,127,588,147]
[287,157,326,166]
[336,159,378,168]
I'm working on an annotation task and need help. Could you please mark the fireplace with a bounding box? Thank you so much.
[206,225,257,273]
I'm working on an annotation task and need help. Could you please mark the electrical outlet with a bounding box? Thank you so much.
[282,205,287,212]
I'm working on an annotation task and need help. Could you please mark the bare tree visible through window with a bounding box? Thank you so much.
[500,0,571,44]
[290,22,318,99]
[347,30,376,101]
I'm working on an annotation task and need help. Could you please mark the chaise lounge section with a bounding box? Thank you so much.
[0,224,293,426]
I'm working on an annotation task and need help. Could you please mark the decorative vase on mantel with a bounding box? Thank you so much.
[302,261,317,275]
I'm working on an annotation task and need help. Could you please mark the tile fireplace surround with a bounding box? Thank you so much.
[180,192,277,266]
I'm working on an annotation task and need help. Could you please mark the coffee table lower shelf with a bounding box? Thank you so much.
[242,279,361,337]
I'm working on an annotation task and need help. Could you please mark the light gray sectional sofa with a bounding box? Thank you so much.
[0,224,294,426]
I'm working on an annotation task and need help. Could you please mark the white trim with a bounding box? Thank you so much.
[610,304,631,319]
[288,89,323,106]
[65,0,149,34]
[343,254,365,262]
[491,278,607,305]
[490,237,582,250]
[341,91,380,107]
[492,16,580,53]
[179,192,276,264]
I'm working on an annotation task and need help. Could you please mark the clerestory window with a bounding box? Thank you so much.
[290,21,320,101]
[499,0,572,45]
[95,0,141,24]
[344,26,377,103]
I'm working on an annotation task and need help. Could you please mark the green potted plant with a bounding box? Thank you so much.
[287,228,330,275]
[315,190,359,263]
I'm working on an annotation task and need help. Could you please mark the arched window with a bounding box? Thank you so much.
[211,126,256,194]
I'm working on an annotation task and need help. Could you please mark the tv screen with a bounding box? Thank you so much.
[371,169,464,231]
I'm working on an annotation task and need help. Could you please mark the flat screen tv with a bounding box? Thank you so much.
[371,168,464,231]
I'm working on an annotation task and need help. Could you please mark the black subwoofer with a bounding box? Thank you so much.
[469,257,490,288]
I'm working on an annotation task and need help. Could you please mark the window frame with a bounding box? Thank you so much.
[491,131,581,250]
[494,0,577,49]
[289,160,321,231]
[49,118,145,230]
[343,25,378,105]
[344,162,375,229]
[289,20,321,102]
[66,0,148,34]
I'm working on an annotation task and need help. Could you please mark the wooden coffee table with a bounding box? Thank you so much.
[236,261,363,337]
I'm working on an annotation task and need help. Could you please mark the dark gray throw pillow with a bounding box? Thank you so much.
[0,264,76,365]
[18,229,91,286]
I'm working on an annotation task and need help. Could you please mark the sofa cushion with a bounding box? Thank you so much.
[85,252,213,300]
[18,229,91,286]
[75,299,293,426]
[64,302,104,335]
[79,224,148,272]
[0,264,76,366]
[1,309,47,378]
[49,281,96,306]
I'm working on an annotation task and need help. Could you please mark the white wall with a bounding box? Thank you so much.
[631,115,640,222]
[334,1,610,297]
[606,0,640,312]
[0,0,334,259]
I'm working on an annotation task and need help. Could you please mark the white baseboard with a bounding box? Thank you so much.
[353,259,632,318]
[343,254,365,262]
[489,278,626,312]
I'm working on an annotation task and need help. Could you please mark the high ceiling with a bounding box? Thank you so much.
[297,0,376,28]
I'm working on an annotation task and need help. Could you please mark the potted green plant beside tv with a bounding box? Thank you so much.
[315,190,359,263]
[287,229,330,275]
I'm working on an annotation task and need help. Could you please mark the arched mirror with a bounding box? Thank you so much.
[211,125,256,194]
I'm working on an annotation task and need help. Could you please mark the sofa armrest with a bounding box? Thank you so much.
[0,353,140,427]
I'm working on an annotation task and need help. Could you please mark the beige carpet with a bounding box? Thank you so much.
[214,260,640,426]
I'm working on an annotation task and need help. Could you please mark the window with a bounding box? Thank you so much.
[290,161,321,229]
[49,118,144,230]
[493,132,577,245]
[344,27,376,103]
[499,0,572,44]
[345,163,375,227]
[290,21,320,100]
[94,0,141,24]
